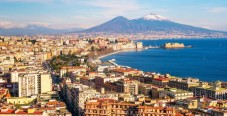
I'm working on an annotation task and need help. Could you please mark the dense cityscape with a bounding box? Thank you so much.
[1,0,227,116]
[0,35,226,116]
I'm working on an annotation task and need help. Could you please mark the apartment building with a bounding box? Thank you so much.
[63,83,100,116]
[159,88,193,100]
[191,81,227,100]
[18,73,52,97]
[168,77,200,91]
[117,78,140,95]
[84,99,178,116]
[84,99,137,116]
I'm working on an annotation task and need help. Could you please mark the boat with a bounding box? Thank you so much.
[144,47,149,49]
[144,45,159,49]
[109,59,116,61]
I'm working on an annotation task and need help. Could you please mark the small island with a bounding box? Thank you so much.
[163,43,191,48]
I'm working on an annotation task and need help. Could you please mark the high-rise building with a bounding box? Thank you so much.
[18,73,38,97]
[18,73,52,97]
[40,73,52,94]
[117,78,139,95]
[63,83,100,116]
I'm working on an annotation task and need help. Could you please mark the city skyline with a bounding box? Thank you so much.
[0,0,227,31]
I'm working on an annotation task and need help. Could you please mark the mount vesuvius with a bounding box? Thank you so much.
[81,13,225,34]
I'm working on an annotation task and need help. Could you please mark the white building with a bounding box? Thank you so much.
[18,73,52,97]
[63,83,100,116]
[18,73,38,97]
[11,70,26,83]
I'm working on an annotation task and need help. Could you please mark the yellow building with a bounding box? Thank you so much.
[40,73,52,94]
[7,97,36,105]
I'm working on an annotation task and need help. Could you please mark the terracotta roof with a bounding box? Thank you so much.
[138,106,175,110]
[5,93,11,98]
[176,113,184,116]
[153,77,169,81]
[47,101,65,107]
[0,88,8,96]
[0,109,14,114]
[15,110,27,114]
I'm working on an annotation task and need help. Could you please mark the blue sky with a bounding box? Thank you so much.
[0,0,227,31]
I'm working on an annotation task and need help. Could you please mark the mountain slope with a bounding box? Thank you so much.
[82,13,222,34]
[83,16,134,33]
[0,25,83,36]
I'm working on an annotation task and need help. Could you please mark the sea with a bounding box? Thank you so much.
[101,39,227,82]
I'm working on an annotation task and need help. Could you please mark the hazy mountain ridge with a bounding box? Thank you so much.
[81,14,225,34]
[0,25,83,36]
[1,13,226,36]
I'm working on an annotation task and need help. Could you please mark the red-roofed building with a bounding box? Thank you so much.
[85,99,137,116]
[0,109,14,114]
[13,109,44,115]
[152,77,169,87]
[138,106,177,116]
[111,68,143,76]
[85,98,181,116]
[0,88,9,100]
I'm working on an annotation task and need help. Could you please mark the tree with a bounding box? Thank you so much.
[91,46,95,51]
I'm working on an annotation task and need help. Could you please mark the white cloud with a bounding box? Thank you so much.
[0,0,144,29]
[29,22,50,27]
[0,20,26,29]
[0,20,53,29]
[67,0,144,28]
[154,9,168,13]
[0,20,83,29]
[80,0,141,18]
[0,0,52,3]
[209,7,227,13]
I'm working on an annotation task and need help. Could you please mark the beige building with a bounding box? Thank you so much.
[85,99,178,116]
[7,97,36,105]
[136,42,143,49]
[0,54,14,65]
[60,66,87,78]
[117,78,139,95]
[191,81,227,100]
[18,73,52,97]
[63,83,100,115]
[40,73,52,94]
[159,88,193,100]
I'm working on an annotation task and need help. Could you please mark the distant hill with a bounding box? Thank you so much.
[81,13,225,34]
[0,25,83,36]
[1,13,226,36]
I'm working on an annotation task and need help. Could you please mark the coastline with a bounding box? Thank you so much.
[95,39,227,82]
[97,50,123,60]
[97,49,139,60]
